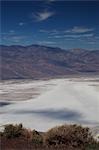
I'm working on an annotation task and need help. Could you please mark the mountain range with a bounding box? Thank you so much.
[0,45,99,80]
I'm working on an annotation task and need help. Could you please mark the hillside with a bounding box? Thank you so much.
[0,45,99,80]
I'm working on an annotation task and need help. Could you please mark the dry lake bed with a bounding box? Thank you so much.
[0,77,99,132]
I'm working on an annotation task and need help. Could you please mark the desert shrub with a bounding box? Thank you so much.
[44,124,93,149]
[1,123,99,150]
[22,128,32,140]
[0,131,3,137]
[85,141,99,150]
[32,129,43,145]
[3,123,23,138]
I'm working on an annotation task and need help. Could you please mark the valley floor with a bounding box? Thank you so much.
[0,77,99,132]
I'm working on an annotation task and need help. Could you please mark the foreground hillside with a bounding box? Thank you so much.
[0,123,99,150]
[0,45,99,79]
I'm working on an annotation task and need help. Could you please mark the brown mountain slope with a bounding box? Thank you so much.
[0,45,99,80]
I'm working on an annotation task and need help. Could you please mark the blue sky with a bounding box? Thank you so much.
[1,0,99,50]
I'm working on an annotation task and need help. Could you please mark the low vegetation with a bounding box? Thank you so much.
[0,123,99,150]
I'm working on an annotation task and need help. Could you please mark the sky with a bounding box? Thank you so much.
[1,0,99,50]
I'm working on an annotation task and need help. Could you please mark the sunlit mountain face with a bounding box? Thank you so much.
[1,0,99,50]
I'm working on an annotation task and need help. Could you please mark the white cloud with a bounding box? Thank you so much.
[48,33,94,39]
[39,26,94,36]
[19,22,25,26]
[39,29,49,33]
[32,10,55,22]
[51,35,63,38]
[9,30,15,34]
[3,35,27,43]
[64,33,94,38]
[10,36,26,42]
[38,41,56,45]
[88,41,95,44]
[40,29,60,35]
[47,0,56,2]
[65,26,94,34]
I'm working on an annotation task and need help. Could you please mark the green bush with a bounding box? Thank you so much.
[85,142,99,150]
[3,123,23,138]
[32,129,43,145]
